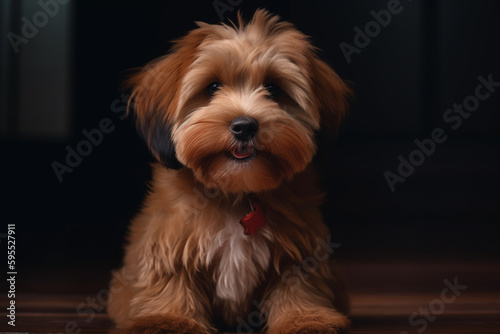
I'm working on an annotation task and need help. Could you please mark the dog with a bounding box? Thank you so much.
[108,9,351,334]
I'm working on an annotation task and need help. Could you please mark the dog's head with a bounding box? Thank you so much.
[128,10,350,194]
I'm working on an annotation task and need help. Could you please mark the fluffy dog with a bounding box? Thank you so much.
[108,9,351,334]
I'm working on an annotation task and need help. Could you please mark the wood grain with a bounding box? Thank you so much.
[1,260,499,333]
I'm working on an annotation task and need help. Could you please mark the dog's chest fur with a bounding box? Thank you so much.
[201,213,272,303]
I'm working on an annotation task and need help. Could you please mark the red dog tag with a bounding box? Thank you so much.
[240,202,266,236]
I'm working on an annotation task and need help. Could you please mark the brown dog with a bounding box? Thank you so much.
[108,9,351,334]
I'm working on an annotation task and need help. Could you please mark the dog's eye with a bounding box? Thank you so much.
[263,83,281,99]
[207,82,222,96]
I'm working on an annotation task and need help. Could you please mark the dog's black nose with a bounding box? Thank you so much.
[230,117,258,141]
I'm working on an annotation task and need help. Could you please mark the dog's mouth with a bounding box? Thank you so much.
[229,144,256,162]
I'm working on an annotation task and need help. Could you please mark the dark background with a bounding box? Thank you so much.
[1,0,499,293]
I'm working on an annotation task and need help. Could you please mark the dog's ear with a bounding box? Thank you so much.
[310,58,352,133]
[126,29,208,169]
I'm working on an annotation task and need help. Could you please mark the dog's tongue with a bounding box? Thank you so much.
[232,146,254,159]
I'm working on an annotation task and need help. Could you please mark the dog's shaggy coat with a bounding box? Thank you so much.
[108,10,351,334]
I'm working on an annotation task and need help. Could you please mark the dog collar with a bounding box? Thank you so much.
[240,198,266,236]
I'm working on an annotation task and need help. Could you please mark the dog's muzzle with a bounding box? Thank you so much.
[229,117,258,161]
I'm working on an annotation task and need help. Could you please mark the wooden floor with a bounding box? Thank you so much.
[1,259,499,333]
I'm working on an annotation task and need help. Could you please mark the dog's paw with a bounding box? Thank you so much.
[267,309,350,334]
[120,314,212,334]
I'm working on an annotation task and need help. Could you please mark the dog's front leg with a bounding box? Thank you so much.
[120,314,212,334]
[262,273,350,334]
[119,270,215,334]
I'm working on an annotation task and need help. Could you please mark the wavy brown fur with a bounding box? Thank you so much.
[108,9,351,334]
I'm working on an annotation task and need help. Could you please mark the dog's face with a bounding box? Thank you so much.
[129,10,350,194]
